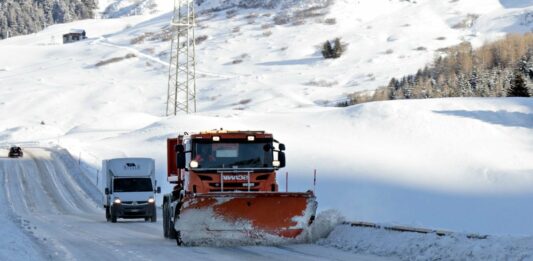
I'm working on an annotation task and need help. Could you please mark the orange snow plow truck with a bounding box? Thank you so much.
[162,130,317,246]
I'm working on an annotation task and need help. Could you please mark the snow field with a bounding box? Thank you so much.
[0,0,532,259]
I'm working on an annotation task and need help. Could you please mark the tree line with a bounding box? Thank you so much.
[342,33,533,106]
[0,0,96,39]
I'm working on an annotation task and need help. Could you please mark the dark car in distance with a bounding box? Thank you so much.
[8,146,23,158]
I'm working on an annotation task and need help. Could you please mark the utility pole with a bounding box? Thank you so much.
[166,0,197,116]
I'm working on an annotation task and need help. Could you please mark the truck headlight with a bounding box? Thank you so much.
[272,160,281,167]
[113,197,121,204]
[190,160,199,168]
[148,197,155,204]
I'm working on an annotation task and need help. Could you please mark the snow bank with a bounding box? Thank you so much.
[319,224,533,261]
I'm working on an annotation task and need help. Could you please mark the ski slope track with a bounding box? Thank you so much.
[0,147,390,261]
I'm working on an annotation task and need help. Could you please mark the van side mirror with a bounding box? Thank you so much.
[156,187,161,194]
[105,188,110,195]
[279,143,286,151]
[278,151,286,168]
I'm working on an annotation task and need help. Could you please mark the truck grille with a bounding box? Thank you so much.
[208,182,259,192]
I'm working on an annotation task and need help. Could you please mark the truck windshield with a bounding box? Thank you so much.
[113,178,153,192]
[193,140,274,169]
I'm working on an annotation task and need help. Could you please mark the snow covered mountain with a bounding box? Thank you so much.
[0,0,532,259]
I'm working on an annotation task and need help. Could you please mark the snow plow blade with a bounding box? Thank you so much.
[175,191,317,245]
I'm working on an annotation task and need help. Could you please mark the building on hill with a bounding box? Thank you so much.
[63,29,87,44]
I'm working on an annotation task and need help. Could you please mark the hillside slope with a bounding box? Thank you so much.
[0,0,532,238]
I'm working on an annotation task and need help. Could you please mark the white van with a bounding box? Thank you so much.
[103,158,160,223]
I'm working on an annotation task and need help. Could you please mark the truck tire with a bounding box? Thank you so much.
[151,213,157,223]
[163,201,170,238]
[168,215,176,240]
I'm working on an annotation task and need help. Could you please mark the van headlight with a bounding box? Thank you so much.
[148,197,155,204]
[113,197,121,204]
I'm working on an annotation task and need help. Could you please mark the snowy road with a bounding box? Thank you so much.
[0,148,392,261]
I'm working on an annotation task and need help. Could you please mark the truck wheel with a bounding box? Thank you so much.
[168,218,176,239]
[111,215,117,223]
[166,208,177,240]
[151,213,157,223]
[163,201,169,238]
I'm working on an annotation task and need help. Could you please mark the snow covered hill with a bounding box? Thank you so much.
[0,0,532,259]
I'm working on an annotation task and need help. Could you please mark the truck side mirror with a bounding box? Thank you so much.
[175,144,185,153]
[279,143,286,151]
[156,186,161,194]
[105,188,110,195]
[177,152,186,169]
[279,151,286,168]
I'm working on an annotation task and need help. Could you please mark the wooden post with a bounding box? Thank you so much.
[313,169,317,192]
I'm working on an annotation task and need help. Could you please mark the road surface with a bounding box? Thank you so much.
[0,148,393,261]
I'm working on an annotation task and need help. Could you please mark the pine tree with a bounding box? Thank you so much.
[0,0,95,39]
[321,40,335,59]
[507,72,530,97]
[333,38,344,58]
[321,38,344,59]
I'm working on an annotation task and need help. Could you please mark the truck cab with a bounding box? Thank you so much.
[166,130,286,194]
[163,131,316,245]
[103,158,161,223]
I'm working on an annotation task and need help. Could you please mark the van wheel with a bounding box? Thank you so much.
[105,207,110,222]
[110,206,117,223]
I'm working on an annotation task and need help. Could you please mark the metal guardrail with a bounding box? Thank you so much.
[344,221,488,240]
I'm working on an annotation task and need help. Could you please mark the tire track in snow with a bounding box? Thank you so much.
[1,154,74,260]
[3,159,31,215]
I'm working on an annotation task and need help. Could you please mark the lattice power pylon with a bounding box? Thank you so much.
[166,0,197,116]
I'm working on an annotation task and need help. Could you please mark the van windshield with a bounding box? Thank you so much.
[113,178,153,192]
